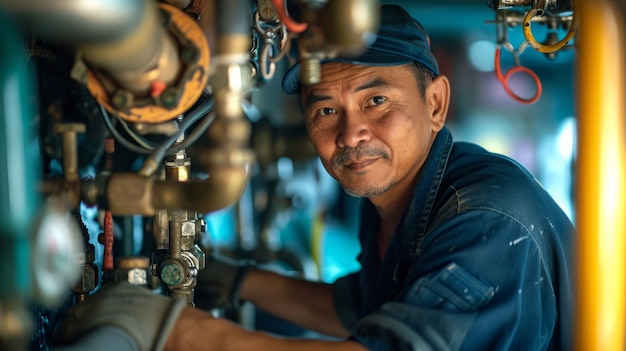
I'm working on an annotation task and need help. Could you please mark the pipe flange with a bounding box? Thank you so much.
[86,2,210,123]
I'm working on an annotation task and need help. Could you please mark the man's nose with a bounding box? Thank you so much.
[337,111,371,148]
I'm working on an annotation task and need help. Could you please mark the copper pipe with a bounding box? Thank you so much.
[575,0,626,350]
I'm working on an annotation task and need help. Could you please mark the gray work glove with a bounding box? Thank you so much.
[194,252,252,310]
[54,282,186,351]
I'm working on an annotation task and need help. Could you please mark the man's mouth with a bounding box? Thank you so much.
[333,145,390,169]
[344,158,378,170]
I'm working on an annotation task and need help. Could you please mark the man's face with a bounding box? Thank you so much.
[300,62,445,199]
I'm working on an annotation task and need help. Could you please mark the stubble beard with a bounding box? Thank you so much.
[332,144,393,198]
[342,180,395,198]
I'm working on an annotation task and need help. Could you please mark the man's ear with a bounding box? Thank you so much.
[427,75,450,132]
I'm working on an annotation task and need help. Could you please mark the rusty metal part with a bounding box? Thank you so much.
[117,256,150,270]
[102,211,114,272]
[87,2,211,123]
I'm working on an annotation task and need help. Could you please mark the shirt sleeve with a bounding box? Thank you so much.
[332,271,362,333]
[345,210,562,351]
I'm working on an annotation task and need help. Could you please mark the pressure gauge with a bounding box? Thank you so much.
[31,208,81,308]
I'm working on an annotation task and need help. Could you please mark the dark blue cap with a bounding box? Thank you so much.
[281,4,439,95]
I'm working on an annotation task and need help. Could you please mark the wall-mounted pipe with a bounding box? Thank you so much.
[575,0,626,350]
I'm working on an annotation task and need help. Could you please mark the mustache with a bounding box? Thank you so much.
[333,145,390,167]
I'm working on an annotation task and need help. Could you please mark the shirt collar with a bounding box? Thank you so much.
[396,126,454,262]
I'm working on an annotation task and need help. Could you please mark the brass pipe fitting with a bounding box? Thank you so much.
[151,167,249,213]
[53,123,85,182]
[100,166,249,216]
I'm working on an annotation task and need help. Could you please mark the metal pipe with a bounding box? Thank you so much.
[78,0,163,74]
[98,167,249,215]
[0,0,144,43]
[575,0,626,350]
[216,0,251,55]
[0,0,173,88]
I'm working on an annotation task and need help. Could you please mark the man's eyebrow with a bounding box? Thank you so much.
[355,78,392,92]
[303,77,391,109]
[304,93,332,110]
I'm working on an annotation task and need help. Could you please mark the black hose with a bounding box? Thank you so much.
[98,96,215,162]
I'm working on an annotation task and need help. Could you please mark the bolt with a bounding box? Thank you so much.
[111,90,134,109]
[160,262,185,287]
[181,45,199,64]
[159,88,180,109]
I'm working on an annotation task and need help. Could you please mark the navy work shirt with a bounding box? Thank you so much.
[332,127,574,351]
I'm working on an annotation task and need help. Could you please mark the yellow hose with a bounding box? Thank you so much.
[523,2,578,53]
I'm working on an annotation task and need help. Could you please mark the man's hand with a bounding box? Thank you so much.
[53,282,186,351]
[194,252,252,310]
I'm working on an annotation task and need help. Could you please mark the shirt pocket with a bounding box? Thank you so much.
[405,262,495,312]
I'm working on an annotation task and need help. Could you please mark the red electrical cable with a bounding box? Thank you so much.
[271,0,308,33]
[103,210,114,271]
[494,47,542,104]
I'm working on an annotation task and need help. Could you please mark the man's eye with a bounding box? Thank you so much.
[367,96,386,106]
[317,107,336,116]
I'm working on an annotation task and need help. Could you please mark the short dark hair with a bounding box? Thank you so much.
[407,61,435,100]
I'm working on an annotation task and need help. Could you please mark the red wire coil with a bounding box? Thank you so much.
[494,47,543,104]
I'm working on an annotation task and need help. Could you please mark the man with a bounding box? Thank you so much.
[54,4,574,351]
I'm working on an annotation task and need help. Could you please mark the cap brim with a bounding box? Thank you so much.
[281,50,413,95]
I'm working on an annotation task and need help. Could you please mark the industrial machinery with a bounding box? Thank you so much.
[1,0,624,350]
[487,0,577,103]
[0,0,378,350]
